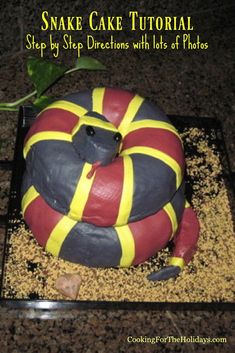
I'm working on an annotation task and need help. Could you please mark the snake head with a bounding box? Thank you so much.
[72,111,122,166]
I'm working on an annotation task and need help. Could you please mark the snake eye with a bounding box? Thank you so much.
[113,132,122,143]
[86,126,95,136]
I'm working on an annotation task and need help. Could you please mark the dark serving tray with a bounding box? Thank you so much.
[0,106,234,311]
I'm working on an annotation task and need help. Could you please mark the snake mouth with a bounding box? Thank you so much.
[86,161,102,179]
[85,150,120,179]
[76,152,102,178]
[86,151,119,179]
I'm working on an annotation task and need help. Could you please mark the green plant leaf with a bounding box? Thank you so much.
[75,56,106,70]
[33,95,54,111]
[66,56,106,74]
[27,57,67,97]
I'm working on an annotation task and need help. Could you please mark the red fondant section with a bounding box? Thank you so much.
[24,109,78,145]
[123,128,185,169]
[82,157,124,227]
[24,195,63,247]
[129,209,172,265]
[172,207,200,264]
[102,88,135,127]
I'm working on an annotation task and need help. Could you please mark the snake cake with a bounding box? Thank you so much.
[21,87,200,281]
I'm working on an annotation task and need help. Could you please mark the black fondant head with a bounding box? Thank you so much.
[72,112,122,166]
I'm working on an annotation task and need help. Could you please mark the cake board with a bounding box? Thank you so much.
[0,106,234,310]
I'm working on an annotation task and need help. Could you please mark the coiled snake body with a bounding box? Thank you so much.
[22,88,200,281]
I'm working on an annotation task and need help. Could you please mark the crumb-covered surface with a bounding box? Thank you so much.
[2,126,234,303]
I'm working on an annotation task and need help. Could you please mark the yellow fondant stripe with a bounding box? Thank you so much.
[72,116,118,136]
[92,87,105,114]
[121,146,182,188]
[125,119,181,141]
[115,156,134,226]
[23,131,72,158]
[21,186,39,216]
[163,202,178,240]
[68,163,96,220]
[45,216,77,257]
[116,225,135,267]
[41,100,87,118]
[118,95,144,135]
[185,200,191,208]
[168,257,185,269]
